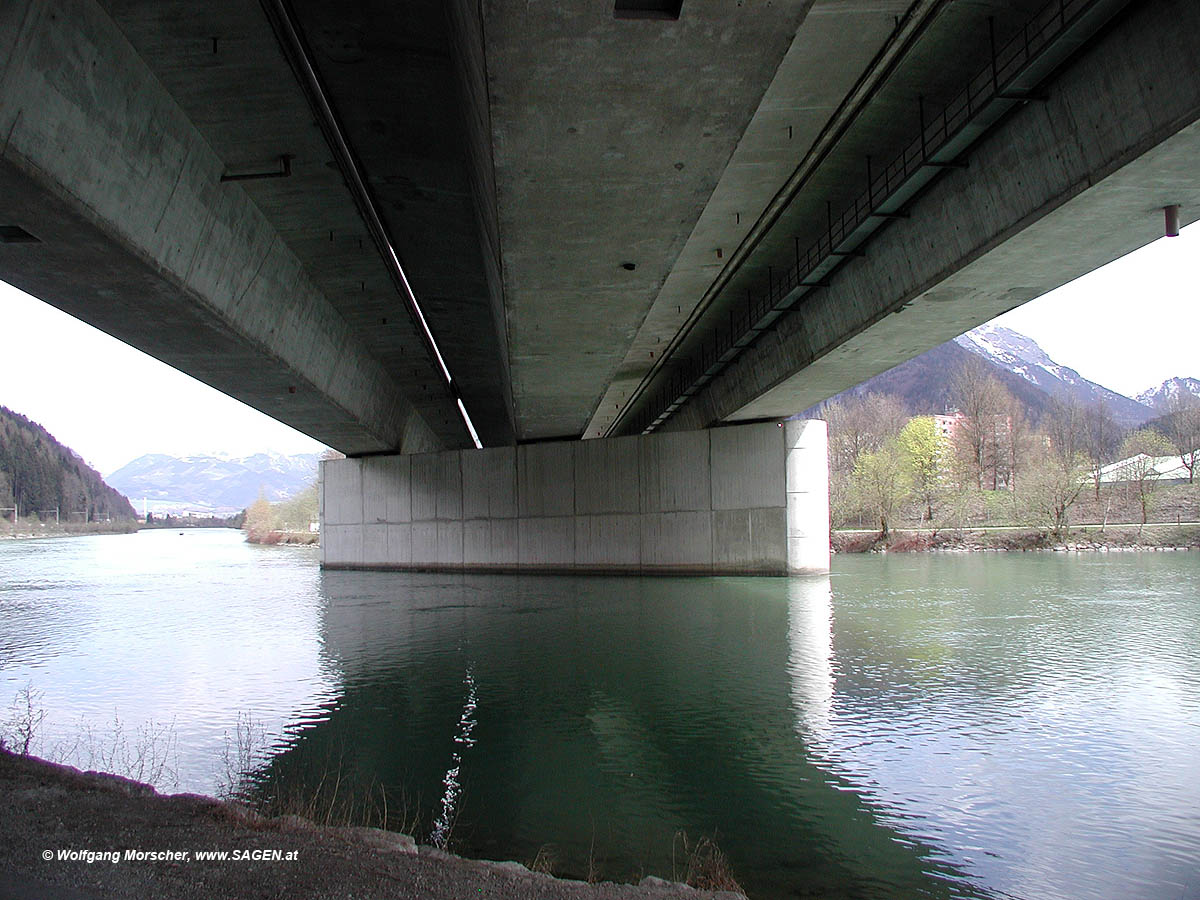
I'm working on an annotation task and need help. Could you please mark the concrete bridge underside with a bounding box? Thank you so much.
[2,0,1199,572]
[4,0,1198,455]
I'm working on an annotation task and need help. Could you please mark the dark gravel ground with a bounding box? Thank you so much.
[0,751,743,900]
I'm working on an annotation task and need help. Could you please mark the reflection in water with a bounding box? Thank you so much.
[430,665,478,848]
[3,532,1199,899]
[258,571,986,899]
[0,530,337,792]
[787,575,835,742]
[811,554,1200,900]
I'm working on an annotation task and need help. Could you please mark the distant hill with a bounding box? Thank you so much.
[106,452,320,516]
[1136,376,1200,411]
[0,406,137,521]
[807,324,1158,429]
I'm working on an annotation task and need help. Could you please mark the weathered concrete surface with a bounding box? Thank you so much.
[0,750,744,900]
[322,422,829,575]
[590,0,1054,437]
[0,0,446,454]
[3,0,1188,455]
[486,0,816,440]
[583,0,924,438]
[660,0,1200,429]
[94,0,516,447]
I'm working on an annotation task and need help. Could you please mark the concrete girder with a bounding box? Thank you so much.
[655,0,1200,429]
[589,0,1054,439]
[0,0,452,454]
[484,0,818,441]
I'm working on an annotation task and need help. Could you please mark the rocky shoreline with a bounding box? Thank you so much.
[833,523,1200,555]
[0,750,744,900]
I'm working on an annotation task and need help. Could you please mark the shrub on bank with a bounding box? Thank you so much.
[243,485,318,545]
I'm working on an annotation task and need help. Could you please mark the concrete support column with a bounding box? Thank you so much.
[785,419,830,575]
[323,420,831,575]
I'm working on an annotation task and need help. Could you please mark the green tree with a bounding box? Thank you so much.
[822,393,908,528]
[898,416,946,522]
[851,439,911,538]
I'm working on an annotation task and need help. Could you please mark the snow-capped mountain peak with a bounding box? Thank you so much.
[1135,376,1200,411]
[953,324,1155,427]
[104,451,321,515]
[954,324,1083,386]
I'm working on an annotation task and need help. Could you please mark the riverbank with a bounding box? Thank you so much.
[0,521,140,540]
[0,750,743,900]
[833,522,1200,554]
[245,529,318,545]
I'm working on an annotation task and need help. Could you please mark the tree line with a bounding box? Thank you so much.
[824,359,1199,538]
[0,406,137,523]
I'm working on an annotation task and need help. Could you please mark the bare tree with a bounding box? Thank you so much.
[1082,399,1120,499]
[1044,396,1087,470]
[1116,429,1175,529]
[823,393,908,475]
[1022,444,1088,540]
[1160,393,1200,483]
[949,359,1005,490]
[999,390,1033,493]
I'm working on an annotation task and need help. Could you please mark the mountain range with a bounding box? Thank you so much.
[1136,377,1200,412]
[808,323,1197,429]
[105,452,321,516]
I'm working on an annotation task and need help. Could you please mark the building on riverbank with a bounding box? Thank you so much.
[1087,452,1196,487]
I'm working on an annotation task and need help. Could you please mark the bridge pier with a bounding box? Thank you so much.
[320,421,829,576]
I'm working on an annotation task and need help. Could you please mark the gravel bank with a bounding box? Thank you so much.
[0,751,743,900]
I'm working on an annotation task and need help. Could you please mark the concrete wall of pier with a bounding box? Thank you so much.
[320,421,828,575]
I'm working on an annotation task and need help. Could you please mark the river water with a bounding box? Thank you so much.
[1,529,1197,899]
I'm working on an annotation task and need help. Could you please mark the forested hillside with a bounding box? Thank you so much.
[0,406,136,522]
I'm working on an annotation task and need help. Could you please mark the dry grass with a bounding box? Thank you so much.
[527,843,557,875]
[2,684,179,790]
[61,715,180,789]
[672,832,744,894]
[219,727,421,837]
[0,684,46,756]
[586,827,600,884]
[256,768,415,832]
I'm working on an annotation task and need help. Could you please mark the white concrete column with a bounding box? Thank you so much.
[785,419,830,575]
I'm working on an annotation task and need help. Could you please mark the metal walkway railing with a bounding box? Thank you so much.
[618,0,1132,436]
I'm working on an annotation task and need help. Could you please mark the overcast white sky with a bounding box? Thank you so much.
[0,285,328,475]
[992,221,1199,397]
[0,224,1196,475]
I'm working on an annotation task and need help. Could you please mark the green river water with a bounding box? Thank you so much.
[1,529,1197,899]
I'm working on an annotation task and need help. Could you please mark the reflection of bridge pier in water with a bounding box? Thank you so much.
[249,570,988,898]
[788,575,836,744]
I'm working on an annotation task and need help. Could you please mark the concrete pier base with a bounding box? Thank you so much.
[786,420,831,575]
[320,421,829,575]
